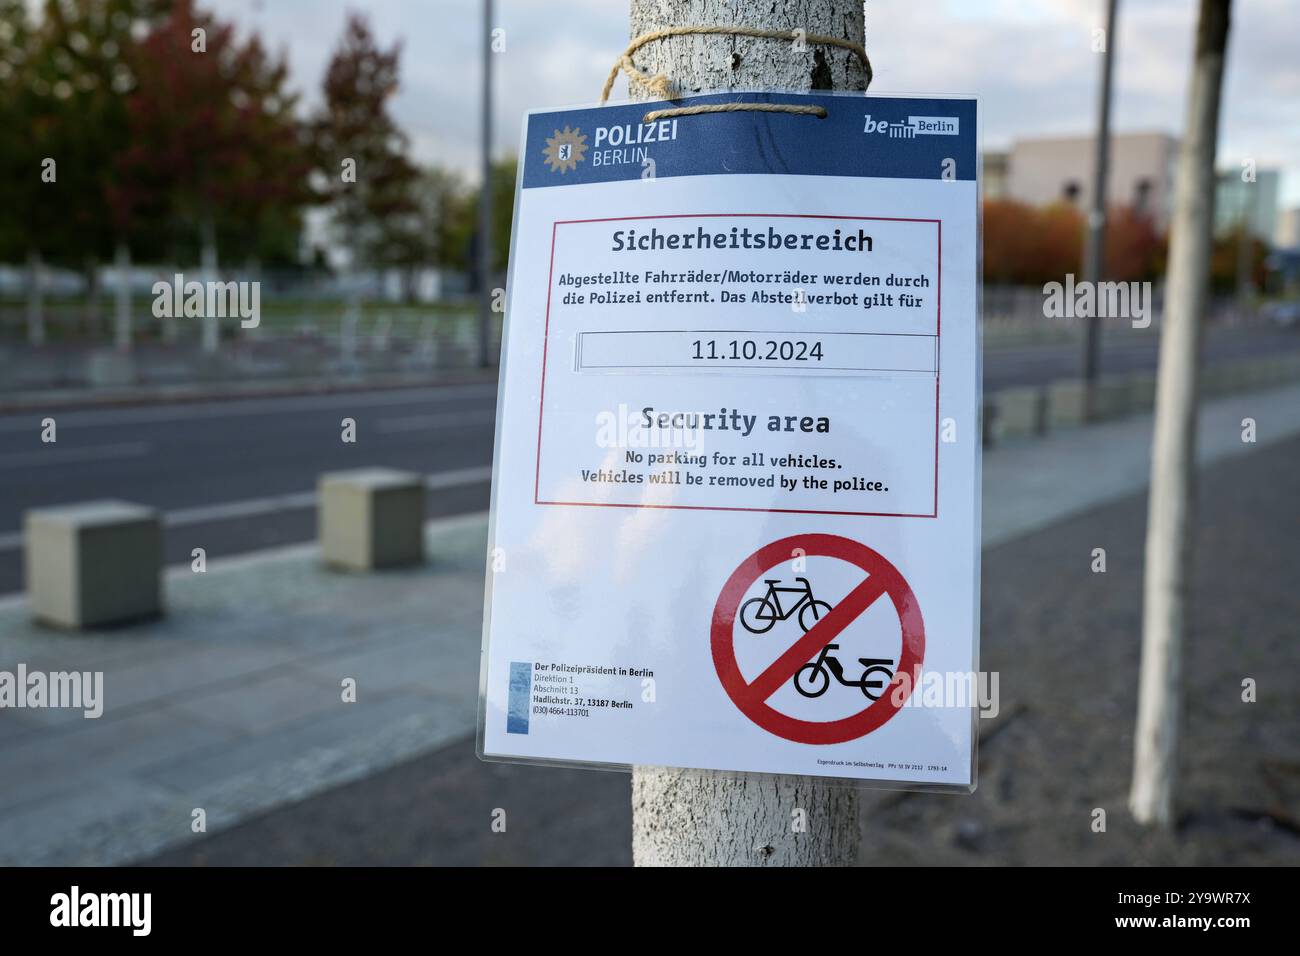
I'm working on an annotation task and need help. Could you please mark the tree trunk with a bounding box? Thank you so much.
[1130,0,1231,828]
[114,241,132,351]
[627,0,866,867]
[200,214,220,354]
[26,248,44,346]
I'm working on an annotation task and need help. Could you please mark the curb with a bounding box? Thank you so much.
[0,370,500,415]
[984,352,1300,447]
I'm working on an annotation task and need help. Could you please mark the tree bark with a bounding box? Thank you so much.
[628,0,868,95]
[626,0,866,867]
[1130,0,1231,828]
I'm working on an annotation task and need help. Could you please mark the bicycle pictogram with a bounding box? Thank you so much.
[738,577,832,635]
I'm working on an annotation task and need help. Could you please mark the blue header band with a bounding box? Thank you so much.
[523,91,976,189]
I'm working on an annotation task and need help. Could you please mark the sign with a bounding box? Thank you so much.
[711,533,924,746]
[479,90,980,789]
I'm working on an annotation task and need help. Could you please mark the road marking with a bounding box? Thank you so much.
[0,441,150,471]
[0,383,498,433]
[0,466,494,553]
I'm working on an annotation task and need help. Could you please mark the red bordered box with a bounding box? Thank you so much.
[533,213,942,519]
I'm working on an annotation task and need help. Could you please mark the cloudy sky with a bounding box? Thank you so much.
[217,0,1300,205]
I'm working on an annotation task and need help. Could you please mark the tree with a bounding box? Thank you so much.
[10,1,175,345]
[1104,206,1165,283]
[421,165,471,271]
[626,0,869,867]
[312,14,421,282]
[983,199,1084,285]
[0,0,39,265]
[1130,0,1232,828]
[119,0,311,346]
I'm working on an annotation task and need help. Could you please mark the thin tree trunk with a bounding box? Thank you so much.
[627,0,867,867]
[114,241,133,351]
[1130,0,1231,828]
[26,248,44,346]
[200,215,220,354]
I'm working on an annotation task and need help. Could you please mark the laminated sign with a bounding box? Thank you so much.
[479,91,981,790]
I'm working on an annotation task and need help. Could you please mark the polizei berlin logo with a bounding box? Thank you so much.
[543,125,588,173]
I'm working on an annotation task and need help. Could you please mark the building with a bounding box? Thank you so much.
[1276,208,1300,250]
[982,151,1009,200]
[1006,131,1179,228]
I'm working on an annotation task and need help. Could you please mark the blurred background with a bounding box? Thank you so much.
[0,0,1296,867]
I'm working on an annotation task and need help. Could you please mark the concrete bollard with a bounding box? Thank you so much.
[319,468,425,571]
[25,501,162,629]
[1047,380,1088,428]
[992,386,1044,441]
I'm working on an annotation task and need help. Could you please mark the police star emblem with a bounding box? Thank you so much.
[543,126,588,174]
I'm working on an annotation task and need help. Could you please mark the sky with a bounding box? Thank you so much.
[215,0,1300,206]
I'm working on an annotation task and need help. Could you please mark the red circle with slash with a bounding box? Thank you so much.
[711,533,925,745]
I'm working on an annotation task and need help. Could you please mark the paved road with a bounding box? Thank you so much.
[1,325,1296,593]
[0,383,496,592]
[141,434,1300,866]
[981,324,1300,392]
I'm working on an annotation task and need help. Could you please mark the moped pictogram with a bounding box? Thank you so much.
[793,644,895,700]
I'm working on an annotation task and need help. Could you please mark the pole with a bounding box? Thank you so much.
[1130,0,1231,828]
[627,0,868,867]
[1082,0,1119,416]
[477,0,494,368]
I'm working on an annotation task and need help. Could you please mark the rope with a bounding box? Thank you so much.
[600,25,873,123]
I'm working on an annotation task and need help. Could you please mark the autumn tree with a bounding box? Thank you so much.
[312,14,422,284]
[119,0,311,270]
[0,0,173,342]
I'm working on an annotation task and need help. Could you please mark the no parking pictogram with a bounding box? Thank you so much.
[712,534,925,745]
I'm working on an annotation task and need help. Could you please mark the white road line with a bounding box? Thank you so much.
[0,466,494,553]
[0,441,150,471]
[0,383,497,433]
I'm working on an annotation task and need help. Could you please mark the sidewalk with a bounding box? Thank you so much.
[0,515,488,866]
[1,382,1298,865]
